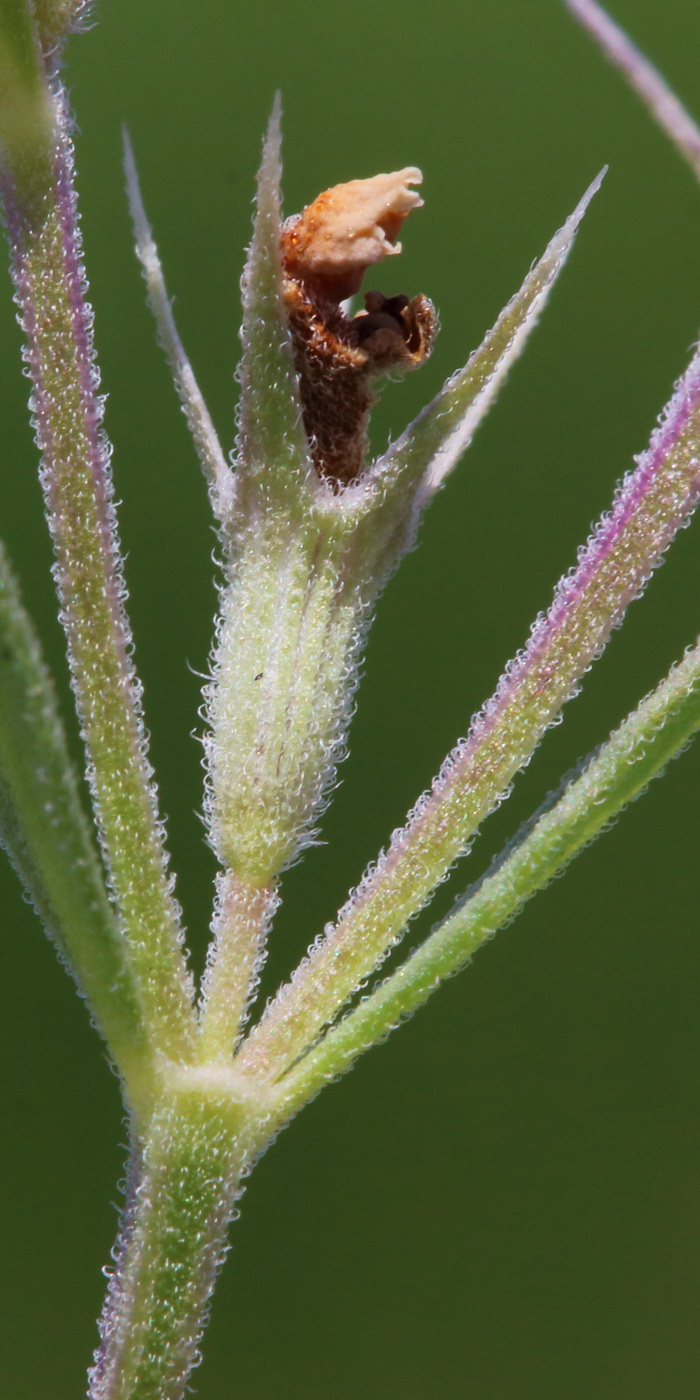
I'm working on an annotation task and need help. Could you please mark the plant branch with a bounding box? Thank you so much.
[564,0,700,181]
[265,633,700,1117]
[32,0,92,50]
[0,15,196,1063]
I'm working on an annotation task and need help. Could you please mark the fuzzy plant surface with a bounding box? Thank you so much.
[1,1,700,1397]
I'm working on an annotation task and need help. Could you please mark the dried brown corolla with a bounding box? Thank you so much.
[280,169,438,485]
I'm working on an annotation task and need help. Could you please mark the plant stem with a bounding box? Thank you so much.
[565,0,700,182]
[0,28,196,1062]
[89,1068,259,1400]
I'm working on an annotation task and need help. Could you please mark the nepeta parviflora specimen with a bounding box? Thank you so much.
[1,1,700,1396]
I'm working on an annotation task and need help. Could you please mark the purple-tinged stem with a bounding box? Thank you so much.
[565,0,700,180]
[0,59,196,1062]
[264,630,700,1121]
[238,340,700,1080]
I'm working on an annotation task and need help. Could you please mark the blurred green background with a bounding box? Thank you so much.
[2,0,700,1395]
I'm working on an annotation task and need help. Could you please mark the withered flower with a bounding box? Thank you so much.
[281,169,438,485]
[282,168,424,299]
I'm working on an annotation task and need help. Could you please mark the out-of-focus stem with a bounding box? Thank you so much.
[0,38,196,1062]
[565,0,700,181]
[0,0,53,155]
[266,634,700,1119]
[0,542,154,1110]
[239,339,700,1081]
[32,0,88,49]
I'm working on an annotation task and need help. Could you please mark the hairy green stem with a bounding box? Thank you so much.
[0,21,196,1063]
[89,1070,261,1400]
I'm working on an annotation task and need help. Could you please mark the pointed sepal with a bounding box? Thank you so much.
[312,170,606,599]
[235,94,313,512]
[124,129,234,522]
